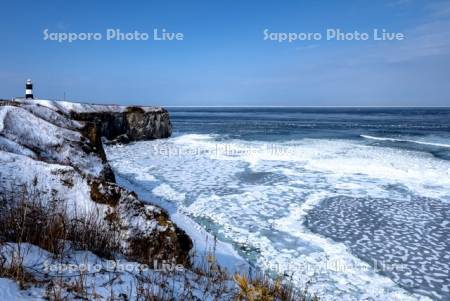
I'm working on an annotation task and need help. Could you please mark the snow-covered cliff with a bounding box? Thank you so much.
[0,99,190,264]
[13,98,172,143]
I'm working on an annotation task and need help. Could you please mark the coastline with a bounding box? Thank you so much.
[0,98,264,300]
[8,98,249,272]
[114,174,249,274]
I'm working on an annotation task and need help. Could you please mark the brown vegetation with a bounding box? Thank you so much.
[0,196,120,258]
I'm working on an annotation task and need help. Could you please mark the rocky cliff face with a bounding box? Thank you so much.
[71,106,172,143]
[0,99,190,264]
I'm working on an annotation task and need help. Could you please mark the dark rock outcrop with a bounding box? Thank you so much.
[71,106,172,143]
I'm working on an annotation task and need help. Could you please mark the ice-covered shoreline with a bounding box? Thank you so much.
[105,130,449,300]
[113,173,249,274]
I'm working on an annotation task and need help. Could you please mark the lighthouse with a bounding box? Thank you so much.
[25,79,33,99]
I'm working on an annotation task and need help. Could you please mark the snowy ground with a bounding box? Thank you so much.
[0,243,237,301]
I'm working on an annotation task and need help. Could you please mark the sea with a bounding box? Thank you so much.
[106,107,450,301]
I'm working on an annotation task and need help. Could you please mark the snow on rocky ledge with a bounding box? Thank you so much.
[13,98,172,143]
[13,98,164,114]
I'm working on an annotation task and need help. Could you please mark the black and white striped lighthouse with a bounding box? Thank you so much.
[25,79,33,99]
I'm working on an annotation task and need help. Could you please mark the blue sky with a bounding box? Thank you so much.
[1,0,449,106]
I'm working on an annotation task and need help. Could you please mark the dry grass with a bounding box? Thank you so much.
[0,250,36,289]
[233,274,318,301]
[0,193,121,259]
[132,249,318,301]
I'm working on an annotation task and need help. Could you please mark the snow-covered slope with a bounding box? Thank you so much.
[0,242,237,301]
[0,101,191,263]
[0,105,107,178]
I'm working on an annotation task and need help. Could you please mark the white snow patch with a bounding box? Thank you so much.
[14,98,164,114]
